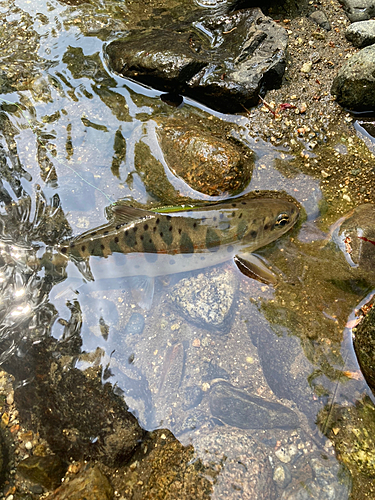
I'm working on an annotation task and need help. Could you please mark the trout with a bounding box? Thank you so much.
[55,196,299,284]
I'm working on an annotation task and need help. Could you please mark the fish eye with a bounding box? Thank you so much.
[275,213,290,227]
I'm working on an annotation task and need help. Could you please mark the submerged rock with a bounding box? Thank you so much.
[105,8,287,113]
[194,428,276,499]
[209,380,299,429]
[346,20,375,47]
[50,465,113,500]
[171,268,237,331]
[309,10,331,31]
[353,299,375,395]
[158,121,253,196]
[331,46,375,111]
[17,455,66,490]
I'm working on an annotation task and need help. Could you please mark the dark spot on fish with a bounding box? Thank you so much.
[156,218,160,225]
[220,213,224,220]
[125,229,136,248]
[264,223,270,230]
[232,211,235,217]
[160,232,163,237]
[110,238,121,253]
[153,227,157,232]
[213,216,217,222]
[103,231,109,235]
[201,216,206,223]
[169,226,173,231]
[180,232,194,254]
[239,213,243,219]
[242,201,247,205]
[133,227,138,233]
[144,224,149,231]
[178,228,182,234]
[140,235,144,241]
[227,245,234,253]
[101,244,105,250]
[143,236,157,262]
[81,245,86,252]
[125,230,128,236]
[116,224,121,230]
[61,247,67,254]
[91,231,97,236]
[70,243,75,248]
[166,215,172,221]
[201,256,205,260]
[193,222,197,228]
[250,230,257,238]
[169,259,175,265]
[206,228,220,251]
[232,203,237,207]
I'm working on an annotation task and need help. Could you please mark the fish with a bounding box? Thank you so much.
[53,196,299,296]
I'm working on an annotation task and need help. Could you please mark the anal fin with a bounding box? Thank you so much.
[128,276,155,310]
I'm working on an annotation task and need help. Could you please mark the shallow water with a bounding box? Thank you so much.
[0,0,375,497]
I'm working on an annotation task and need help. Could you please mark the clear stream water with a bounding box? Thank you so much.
[1,0,375,497]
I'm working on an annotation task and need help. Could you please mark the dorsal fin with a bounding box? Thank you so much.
[111,204,155,224]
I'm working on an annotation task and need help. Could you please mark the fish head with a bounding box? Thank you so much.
[242,198,299,251]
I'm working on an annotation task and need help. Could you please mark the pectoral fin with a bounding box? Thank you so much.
[234,252,277,285]
[128,276,155,310]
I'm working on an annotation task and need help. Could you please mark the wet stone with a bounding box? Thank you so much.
[49,465,113,500]
[17,455,66,490]
[124,312,145,336]
[209,381,299,429]
[309,10,331,31]
[339,0,375,21]
[273,463,292,489]
[353,298,375,394]
[171,268,237,332]
[158,121,253,196]
[115,429,213,499]
[281,453,351,500]
[346,20,375,47]
[332,45,375,112]
[106,8,287,113]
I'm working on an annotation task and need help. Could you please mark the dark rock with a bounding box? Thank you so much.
[339,0,375,22]
[157,120,253,196]
[353,298,375,394]
[105,8,287,113]
[182,386,204,410]
[171,268,237,332]
[209,381,299,429]
[309,10,331,31]
[50,465,113,500]
[331,45,375,111]
[252,322,324,426]
[14,338,144,468]
[346,20,375,47]
[17,455,66,490]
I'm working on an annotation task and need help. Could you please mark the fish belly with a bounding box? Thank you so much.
[71,245,239,281]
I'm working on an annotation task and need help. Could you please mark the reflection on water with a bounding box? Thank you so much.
[0,0,374,497]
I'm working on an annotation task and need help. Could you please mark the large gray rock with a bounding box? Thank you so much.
[105,8,287,113]
[339,0,375,22]
[331,45,375,111]
[346,20,375,47]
